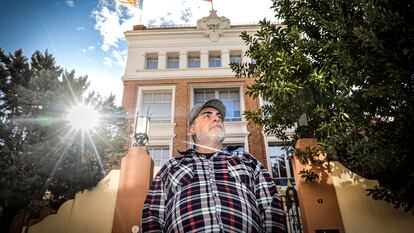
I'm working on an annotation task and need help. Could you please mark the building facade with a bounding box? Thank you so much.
[26,11,414,233]
[121,11,295,187]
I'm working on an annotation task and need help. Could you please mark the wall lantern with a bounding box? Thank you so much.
[133,112,151,146]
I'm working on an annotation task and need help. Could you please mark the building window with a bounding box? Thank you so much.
[230,51,242,64]
[141,91,172,123]
[209,52,221,67]
[148,146,170,167]
[268,143,294,186]
[146,54,158,69]
[188,53,200,68]
[194,88,241,122]
[167,53,179,69]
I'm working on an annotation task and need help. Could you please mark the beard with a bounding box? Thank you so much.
[207,127,225,143]
[196,126,225,145]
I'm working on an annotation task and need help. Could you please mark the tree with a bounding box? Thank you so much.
[0,49,35,231]
[232,0,414,212]
[0,49,129,231]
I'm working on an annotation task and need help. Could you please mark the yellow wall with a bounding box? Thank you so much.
[331,161,414,233]
[28,170,120,233]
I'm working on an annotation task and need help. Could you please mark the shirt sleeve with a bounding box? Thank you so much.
[141,172,166,233]
[254,164,287,232]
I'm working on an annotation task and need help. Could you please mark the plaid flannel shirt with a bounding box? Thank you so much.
[141,147,286,233]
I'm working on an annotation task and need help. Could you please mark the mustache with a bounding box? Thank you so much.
[209,124,223,129]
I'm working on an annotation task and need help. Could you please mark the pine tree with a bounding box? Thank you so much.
[0,49,129,231]
[0,49,34,231]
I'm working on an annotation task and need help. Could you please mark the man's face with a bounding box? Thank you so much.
[190,107,225,145]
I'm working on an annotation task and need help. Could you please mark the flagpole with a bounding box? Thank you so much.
[211,0,214,11]
[139,0,143,24]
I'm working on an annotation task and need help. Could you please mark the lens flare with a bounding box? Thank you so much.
[65,103,100,131]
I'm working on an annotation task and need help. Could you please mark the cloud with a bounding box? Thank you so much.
[103,57,113,67]
[91,0,190,58]
[65,0,75,7]
[91,0,196,52]
[76,26,85,31]
[92,0,143,69]
[92,1,141,52]
[100,50,127,68]
[86,70,124,105]
[91,0,275,53]
[92,7,122,52]
[80,45,95,53]
[112,49,127,68]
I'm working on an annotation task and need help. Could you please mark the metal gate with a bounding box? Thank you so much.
[281,185,303,233]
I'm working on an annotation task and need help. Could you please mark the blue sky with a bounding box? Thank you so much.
[0,0,277,104]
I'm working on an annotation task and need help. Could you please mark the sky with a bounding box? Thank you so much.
[0,0,277,105]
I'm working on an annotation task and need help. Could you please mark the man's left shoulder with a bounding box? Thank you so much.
[234,151,261,166]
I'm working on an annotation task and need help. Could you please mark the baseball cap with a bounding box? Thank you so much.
[188,99,226,124]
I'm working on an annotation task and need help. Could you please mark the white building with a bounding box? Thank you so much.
[122,10,295,187]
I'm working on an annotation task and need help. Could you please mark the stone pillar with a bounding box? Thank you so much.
[221,49,230,68]
[200,50,209,68]
[158,52,166,69]
[292,138,345,233]
[179,51,187,69]
[112,147,153,233]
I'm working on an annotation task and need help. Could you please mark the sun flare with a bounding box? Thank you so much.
[65,103,100,131]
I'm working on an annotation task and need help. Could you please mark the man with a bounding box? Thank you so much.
[142,99,286,232]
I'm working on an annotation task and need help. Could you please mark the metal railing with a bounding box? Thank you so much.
[277,183,304,233]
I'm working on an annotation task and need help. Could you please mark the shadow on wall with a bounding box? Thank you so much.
[27,170,120,233]
[330,161,414,233]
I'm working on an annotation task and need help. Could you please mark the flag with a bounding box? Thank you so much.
[203,0,213,10]
[118,0,143,9]
[118,0,135,6]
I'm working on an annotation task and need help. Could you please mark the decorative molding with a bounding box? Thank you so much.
[197,10,231,42]
[122,68,236,80]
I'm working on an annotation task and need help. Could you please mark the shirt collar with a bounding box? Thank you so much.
[178,145,241,157]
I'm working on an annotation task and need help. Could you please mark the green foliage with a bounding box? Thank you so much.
[232,0,414,212]
[295,147,324,165]
[299,169,319,183]
[294,147,324,182]
[0,48,129,230]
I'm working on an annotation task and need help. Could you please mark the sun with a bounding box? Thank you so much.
[65,103,100,131]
